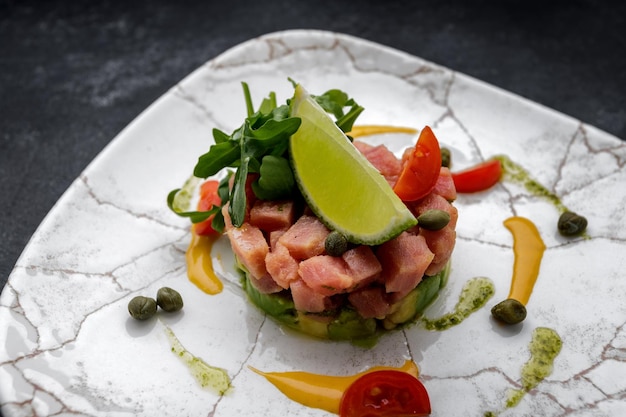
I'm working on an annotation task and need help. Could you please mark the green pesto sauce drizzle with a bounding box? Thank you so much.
[422,277,495,330]
[507,327,562,407]
[484,327,562,416]
[165,327,231,395]
[172,176,201,212]
[493,155,568,212]
[493,155,590,239]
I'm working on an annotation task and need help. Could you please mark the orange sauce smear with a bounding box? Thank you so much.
[347,125,418,138]
[503,216,546,305]
[185,226,223,294]
[250,360,419,414]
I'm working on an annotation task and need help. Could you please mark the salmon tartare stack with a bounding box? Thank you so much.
[169,83,457,345]
[222,140,457,344]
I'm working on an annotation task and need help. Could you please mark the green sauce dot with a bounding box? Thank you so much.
[506,327,562,408]
[165,327,231,395]
[422,277,495,331]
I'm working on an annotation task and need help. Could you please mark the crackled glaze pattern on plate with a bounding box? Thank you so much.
[1,30,625,417]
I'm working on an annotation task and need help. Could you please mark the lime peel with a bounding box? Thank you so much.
[289,85,417,245]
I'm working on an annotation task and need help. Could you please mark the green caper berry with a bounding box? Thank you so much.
[557,211,588,236]
[491,298,527,324]
[440,147,451,168]
[325,231,348,257]
[156,287,184,312]
[128,296,157,320]
[417,209,451,231]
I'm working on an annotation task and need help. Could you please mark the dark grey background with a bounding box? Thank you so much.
[1,0,625,294]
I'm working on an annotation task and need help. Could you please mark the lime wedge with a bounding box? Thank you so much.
[289,85,417,245]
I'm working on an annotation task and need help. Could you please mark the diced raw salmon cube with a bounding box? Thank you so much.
[249,200,296,233]
[420,226,456,276]
[342,245,382,288]
[265,243,300,289]
[225,221,269,282]
[278,215,330,260]
[432,167,457,202]
[348,286,391,319]
[298,255,354,296]
[377,232,434,298]
[268,229,286,251]
[290,279,331,313]
[354,141,402,187]
[248,272,284,294]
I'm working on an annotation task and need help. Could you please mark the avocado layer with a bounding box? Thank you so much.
[241,261,450,347]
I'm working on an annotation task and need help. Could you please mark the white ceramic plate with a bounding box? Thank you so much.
[2,30,625,417]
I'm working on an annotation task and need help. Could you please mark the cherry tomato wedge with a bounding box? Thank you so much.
[451,159,502,193]
[339,370,431,417]
[194,180,221,235]
[393,126,442,202]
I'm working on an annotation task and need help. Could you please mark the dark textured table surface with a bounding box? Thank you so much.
[1,0,625,293]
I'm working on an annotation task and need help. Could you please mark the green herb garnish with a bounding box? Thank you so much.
[313,88,364,133]
[168,81,364,230]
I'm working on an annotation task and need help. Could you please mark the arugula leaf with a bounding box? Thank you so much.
[335,101,364,133]
[251,155,295,200]
[314,89,364,133]
[212,128,230,144]
[242,82,254,117]
[243,116,301,158]
[209,174,232,233]
[194,141,241,178]
[314,89,349,119]
[258,91,277,114]
[211,210,226,233]
[229,155,250,227]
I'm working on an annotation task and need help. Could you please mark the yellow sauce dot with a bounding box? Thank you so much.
[503,217,546,305]
[347,125,418,138]
[186,226,223,295]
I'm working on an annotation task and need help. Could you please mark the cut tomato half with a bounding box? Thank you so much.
[451,159,502,193]
[339,370,431,417]
[194,180,221,235]
[393,126,442,202]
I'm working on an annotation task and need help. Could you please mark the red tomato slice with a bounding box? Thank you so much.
[195,180,221,235]
[339,370,431,417]
[393,126,442,202]
[451,159,502,193]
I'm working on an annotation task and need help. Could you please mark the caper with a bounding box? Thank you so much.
[325,231,348,257]
[128,296,157,320]
[417,209,450,231]
[557,211,588,237]
[156,287,184,312]
[440,147,451,168]
[491,298,527,325]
